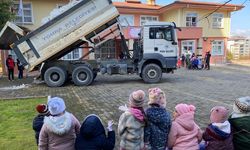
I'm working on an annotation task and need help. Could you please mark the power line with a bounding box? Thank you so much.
[197,0,232,23]
[231,0,249,16]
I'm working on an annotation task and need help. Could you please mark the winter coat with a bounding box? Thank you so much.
[33,115,45,145]
[38,112,81,150]
[75,115,115,150]
[6,58,15,69]
[118,108,146,150]
[229,115,250,150]
[17,59,24,71]
[144,105,172,150]
[203,121,234,150]
[168,112,202,150]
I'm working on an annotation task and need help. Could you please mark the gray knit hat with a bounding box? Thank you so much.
[129,90,145,107]
[234,96,250,113]
[231,96,250,118]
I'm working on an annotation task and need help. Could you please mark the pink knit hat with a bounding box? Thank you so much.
[129,90,145,107]
[148,87,166,108]
[175,103,196,115]
[210,106,229,123]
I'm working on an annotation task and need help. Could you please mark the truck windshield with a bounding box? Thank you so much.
[149,27,172,41]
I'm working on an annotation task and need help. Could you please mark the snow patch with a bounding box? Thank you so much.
[0,84,30,91]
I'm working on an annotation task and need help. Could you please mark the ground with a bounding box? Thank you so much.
[0,64,250,147]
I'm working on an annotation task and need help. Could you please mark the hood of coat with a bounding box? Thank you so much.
[44,111,72,135]
[80,114,105,139]
[146,106,171,125]
[175,112,195,131]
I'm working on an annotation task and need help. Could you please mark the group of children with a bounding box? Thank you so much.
[33,91,250,150]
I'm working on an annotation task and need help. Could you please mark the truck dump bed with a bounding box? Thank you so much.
[1,0,119,71]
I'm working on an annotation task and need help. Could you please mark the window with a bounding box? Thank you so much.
[212,41,224,55]
[186,13,197,27]
[62,49,82,60]
[212,13,223,28]
[95,40,116,59]
[140,16,158,26]
[149,28,172,41]
[13,3,33,24]
[119,15,134,27]
[181,40,195,54]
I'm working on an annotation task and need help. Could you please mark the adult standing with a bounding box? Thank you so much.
[6,54,15,81]
[185,49,192,69]
[17,59,24,79]
[205,51,211,70]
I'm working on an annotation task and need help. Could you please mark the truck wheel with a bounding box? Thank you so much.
[72,66,93,86]
[44,66,67,87]
[142,63,162,83]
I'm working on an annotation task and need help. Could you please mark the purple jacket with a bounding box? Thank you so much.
[203,121,234,150]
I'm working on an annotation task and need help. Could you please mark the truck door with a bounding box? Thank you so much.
[152,27,177,57]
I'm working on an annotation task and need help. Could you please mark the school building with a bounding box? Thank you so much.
[0,0,244,75]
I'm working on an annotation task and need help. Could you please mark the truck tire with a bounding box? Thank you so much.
[142,63,162,83]
[44,66,67,87]
[72,66,93,86]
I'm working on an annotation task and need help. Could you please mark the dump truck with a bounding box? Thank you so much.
[0,0,179,87]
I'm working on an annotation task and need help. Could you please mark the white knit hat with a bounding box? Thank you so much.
[48,97,66,116]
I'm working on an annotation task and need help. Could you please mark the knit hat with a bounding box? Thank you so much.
[175,103,196,115]
[36,104,49,115]
[231,96,250,118]
[210,106,229,123]
[234,96,250,113]
[47,97,66,116]
[129,90,145,107]
[148,87,166,108]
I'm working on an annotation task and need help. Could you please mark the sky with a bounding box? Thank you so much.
[138,0,250,37]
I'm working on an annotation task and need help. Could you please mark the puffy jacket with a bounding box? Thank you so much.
[38,112,80,150]
[118,108,146,150]
[203,121,234,150]
[6,58,15,69]
[75,114,115,150]
[168,112,202,150]
[33,115,45,145]
[145,105,171,150]
[229,115,250,150]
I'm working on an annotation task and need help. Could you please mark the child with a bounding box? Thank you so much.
[144,87,171,150]
[32,104,49,145]
[75,114,115,150]
[38,97,81,150]
[202,106,233,150]
[168,103,202,150]
[118,90,146,150]
[229,96,250,150]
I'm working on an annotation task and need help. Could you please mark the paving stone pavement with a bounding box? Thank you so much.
[0,65,250,148]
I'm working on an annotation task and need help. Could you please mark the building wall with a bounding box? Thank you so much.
[160,9,181,25]
[20,0,69,30]
[161,8,231,38]
[228,38,250,59]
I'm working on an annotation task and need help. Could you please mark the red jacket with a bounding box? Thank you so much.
[6,58,15,69]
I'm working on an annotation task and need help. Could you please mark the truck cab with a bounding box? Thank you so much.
[135,22,178,83]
